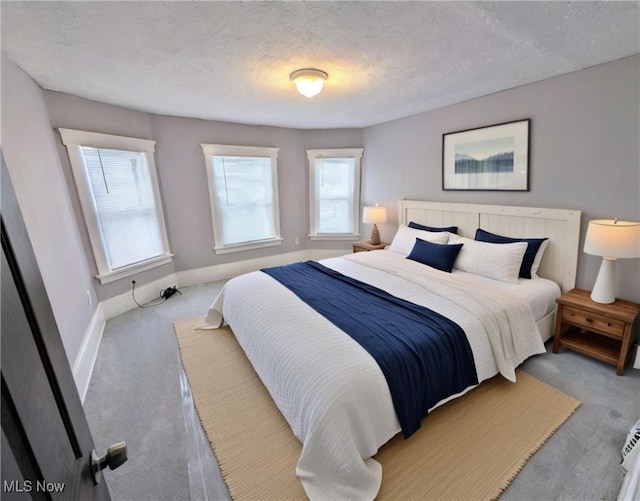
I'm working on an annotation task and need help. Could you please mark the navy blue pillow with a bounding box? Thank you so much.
[406,238,463,273]
[408,221,458,234]
[474,228,548,279]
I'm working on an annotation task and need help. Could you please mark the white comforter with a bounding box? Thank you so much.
[201,251,546,500]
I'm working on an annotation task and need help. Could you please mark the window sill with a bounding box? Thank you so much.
[213,237,283,255]
[96,254,174,284]
[308,234,361,241]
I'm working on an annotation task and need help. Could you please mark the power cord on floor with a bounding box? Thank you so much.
[131,280,181,308]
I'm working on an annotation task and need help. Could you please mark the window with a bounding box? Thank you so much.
[201,144,282,254]
[307,148,363,240]
[59,129,172,284]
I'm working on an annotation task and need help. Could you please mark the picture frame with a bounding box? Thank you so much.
[442,119,530,191]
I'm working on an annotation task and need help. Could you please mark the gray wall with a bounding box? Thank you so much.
[44,92,177,301]
[44,92,363,299]
[3,51,638,372]
[1,54,97,366]
[149,116,364,272]
[148,115,309,272]
[363,54,640,302]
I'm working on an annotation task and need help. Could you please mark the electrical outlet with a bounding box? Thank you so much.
[86,290,92,306]
[295,237,300,245]
[161,286,180,299]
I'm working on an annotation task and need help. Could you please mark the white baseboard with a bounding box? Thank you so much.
[74,245,640,400]
[98,249,349,321]
[74,274,179,401]
[101,273,178,320]
[79,248,350,395]
[308,248,352,261]
[176,250,309,286]
[72,302,106,403]
[176,248,348,287]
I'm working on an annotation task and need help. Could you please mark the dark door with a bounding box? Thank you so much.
[1,153,110,500]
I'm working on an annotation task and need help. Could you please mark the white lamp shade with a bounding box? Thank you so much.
[583,220,640,258]
[362,206,388,224]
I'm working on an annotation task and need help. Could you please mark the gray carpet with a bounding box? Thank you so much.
[84,281,640,500]
[84,281,229,501]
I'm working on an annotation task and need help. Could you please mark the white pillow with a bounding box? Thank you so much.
[388,224,450,256]
[448,235,527,284]
[530,239,549,278]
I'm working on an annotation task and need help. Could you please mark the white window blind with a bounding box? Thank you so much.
[307,148,363,240]
[314,158,356,234]
[201,144,282,254]
[212,155,276,245]
[59,128,172,284]
[80,147,164,270]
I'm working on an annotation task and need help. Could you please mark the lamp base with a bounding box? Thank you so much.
[370,224,381,245]
[590,257,616,304]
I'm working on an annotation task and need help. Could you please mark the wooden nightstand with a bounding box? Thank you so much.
[552,289,640,375]
[352,241,388,253]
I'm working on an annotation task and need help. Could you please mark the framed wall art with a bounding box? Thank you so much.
[442,119,530,191]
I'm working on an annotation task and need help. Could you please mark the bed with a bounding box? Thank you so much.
[200,200,581,500]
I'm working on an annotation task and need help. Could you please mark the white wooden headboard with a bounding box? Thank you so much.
[398,200,582,292]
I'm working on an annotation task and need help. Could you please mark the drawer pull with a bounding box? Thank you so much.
[586,317,593,323]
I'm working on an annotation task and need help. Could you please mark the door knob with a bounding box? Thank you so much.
[91,441,128,484]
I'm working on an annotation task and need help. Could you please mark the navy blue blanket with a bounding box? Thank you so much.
[261,261,478,438]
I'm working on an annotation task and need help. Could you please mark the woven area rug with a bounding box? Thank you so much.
[174,316,580,501]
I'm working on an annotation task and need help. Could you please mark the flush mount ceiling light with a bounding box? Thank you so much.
[289,68,328,98]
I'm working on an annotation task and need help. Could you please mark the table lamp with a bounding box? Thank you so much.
[583,219,640,304]
[362,205,387,245]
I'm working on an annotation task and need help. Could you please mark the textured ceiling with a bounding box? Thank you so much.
[2,1,639,129]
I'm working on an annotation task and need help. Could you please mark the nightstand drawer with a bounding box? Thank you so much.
[562,306,625,337]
